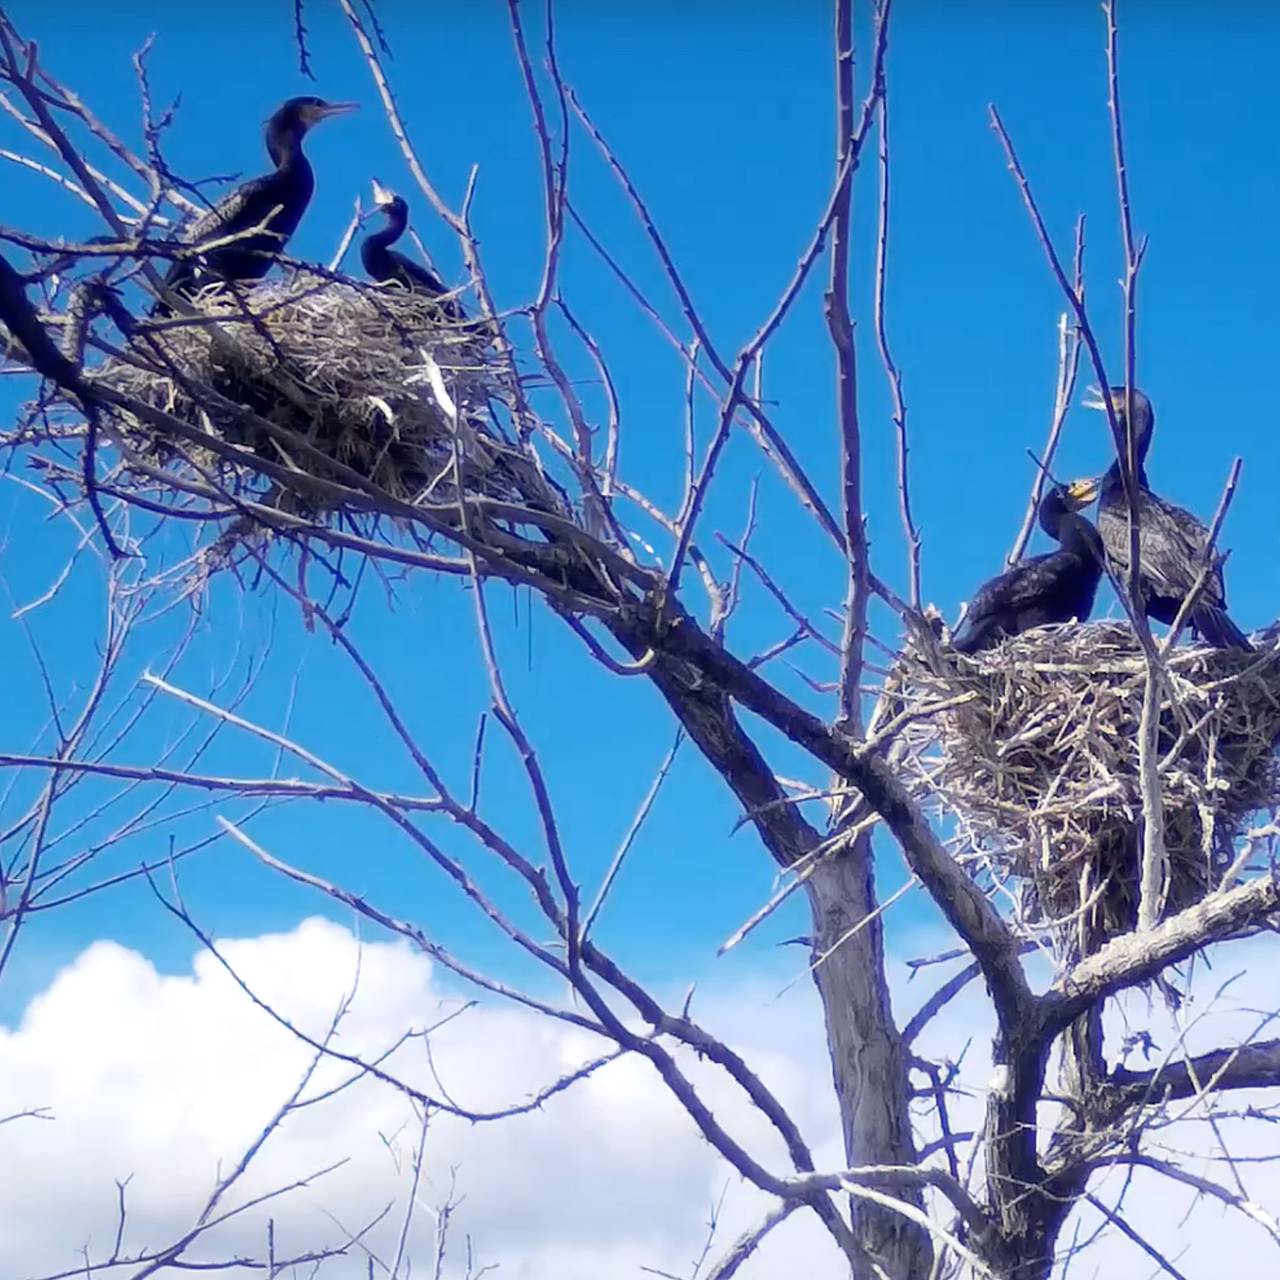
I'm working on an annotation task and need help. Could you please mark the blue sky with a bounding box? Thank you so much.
[3,0,1280,1026]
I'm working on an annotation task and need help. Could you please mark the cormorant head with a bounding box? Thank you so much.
[1083,385,1154,429]
[279,96,359,128]
[369,178,409,221]
[1038,477,1100,537]
[1063,476,1101,509]
[1083,384,1155,467]
[267,97,358,150]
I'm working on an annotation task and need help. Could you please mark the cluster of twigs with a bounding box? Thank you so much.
[899,623,1280,955]
[79,279,555,528]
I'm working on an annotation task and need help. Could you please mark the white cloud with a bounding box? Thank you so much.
[2,918,1279,1279]
[0,918,850,1279]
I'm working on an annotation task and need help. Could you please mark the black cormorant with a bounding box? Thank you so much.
[361,179,463,318]
[157,96,357,305]
[1085,386,1250,650]
[952,480,1104,655]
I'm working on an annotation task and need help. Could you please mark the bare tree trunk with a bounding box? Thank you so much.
[616,627,928,1276]
[807,837,931,1279]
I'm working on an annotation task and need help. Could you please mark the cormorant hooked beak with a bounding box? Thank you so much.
[302,100,359,126]
[1063,476,1101,508]
[370,177,396,207]
[1081,385,1110,412]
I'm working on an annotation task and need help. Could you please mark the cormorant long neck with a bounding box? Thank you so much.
[266,117,309,171]
[1039,492,1101,561]
[263,115,316,241]
[366,201,408,252]
[1039,490,1069,541]
[1102,395,1154,493]
[1057,511,1103,562]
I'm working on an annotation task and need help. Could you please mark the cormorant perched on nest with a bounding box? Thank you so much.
[1085,386,1250,650]
[952,479,1104,654]
[156,96,357,308]
[361,179,464,319]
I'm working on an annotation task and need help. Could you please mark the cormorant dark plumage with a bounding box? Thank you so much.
[952,480,1105,655]
[1086,386,1251,650]
[361,179,463,318]
[157,96,356,307]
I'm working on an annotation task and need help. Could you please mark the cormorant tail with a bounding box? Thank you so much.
[1193,605,1252,651]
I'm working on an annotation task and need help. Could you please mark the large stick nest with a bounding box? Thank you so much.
[90,277,554,522]
[897,623,1280,956]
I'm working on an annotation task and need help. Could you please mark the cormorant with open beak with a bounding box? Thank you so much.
[361,179,464,319]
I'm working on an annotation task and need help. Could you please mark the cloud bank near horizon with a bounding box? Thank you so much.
[2,917,1276,1278]
[0,917,854,1278]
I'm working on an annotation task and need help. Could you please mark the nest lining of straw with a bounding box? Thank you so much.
[91,277,550,519]
[896,622,1280,955]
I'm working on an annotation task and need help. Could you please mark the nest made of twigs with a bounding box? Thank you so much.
[897,622,1280,956]
[92,276,547,518]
